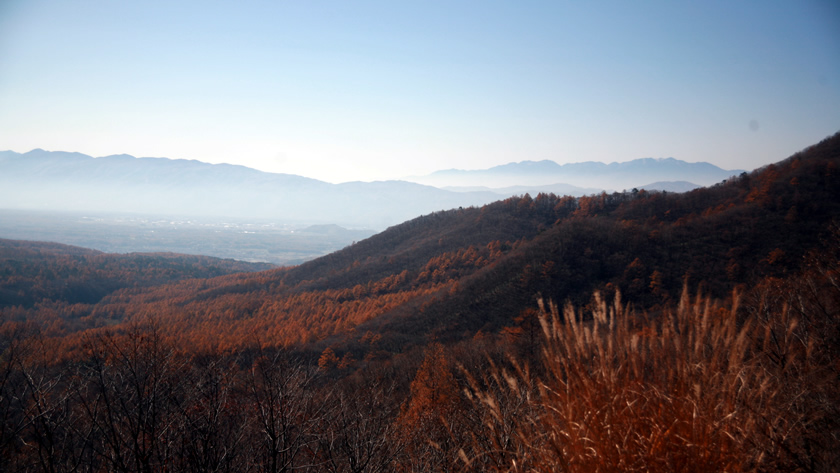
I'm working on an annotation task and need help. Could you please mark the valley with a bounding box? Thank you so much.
[0,209,375,265]
[2,1,835,470]
[0,133,838,472]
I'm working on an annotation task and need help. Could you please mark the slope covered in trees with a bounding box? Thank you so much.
[1,133,839,471]
[0,239,272,329]
[7,132,837,360]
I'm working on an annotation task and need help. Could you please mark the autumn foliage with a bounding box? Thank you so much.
[0,132,839,471]
[459,282,840,472]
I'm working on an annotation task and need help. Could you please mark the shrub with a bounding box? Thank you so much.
[460,287,835,472]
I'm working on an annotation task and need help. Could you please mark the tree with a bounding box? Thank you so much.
[397,344,464,472]
[245,351,322,473]
[75,320,184,473]
[172,357,250,473]
[316,378,402,473]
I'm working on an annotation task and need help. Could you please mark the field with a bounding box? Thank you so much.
[0,209,374,265]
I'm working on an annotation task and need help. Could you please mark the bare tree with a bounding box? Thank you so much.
[171,356,250,473]
[74,320,184,473]
[244,351,322,473]
[316,377,403,473]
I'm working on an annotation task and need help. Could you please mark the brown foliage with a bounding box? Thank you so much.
[459,286,840,472]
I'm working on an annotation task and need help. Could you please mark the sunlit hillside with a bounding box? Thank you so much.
[1,133,839,472]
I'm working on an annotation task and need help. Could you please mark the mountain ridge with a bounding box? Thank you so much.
[0,150,490,229]
[4,131,834,358]
[2,133,837,473]
[1,149,737,230]
[408,156,743,190]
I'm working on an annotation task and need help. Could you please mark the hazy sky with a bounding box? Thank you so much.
[1,0,838,183]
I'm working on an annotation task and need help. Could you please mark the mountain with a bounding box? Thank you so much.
[0,238,273,309]
[407,157,743,190]
[1,133,838,472]
[301,224,358,235]
[442,182,603,196]
[441,181,699,196]
[638,181,701,192]
[2,151,740,233]
[0,150,499,230]
[6,131,838,358]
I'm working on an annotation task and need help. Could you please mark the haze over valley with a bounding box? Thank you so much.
[0,148,743,263]
[1,1,838,470]
[0,133,839,471]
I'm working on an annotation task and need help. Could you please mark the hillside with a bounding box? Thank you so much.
[1,133,839,472]
[5,132,838,359]
[0,238,272,310]
[1,150,738,232]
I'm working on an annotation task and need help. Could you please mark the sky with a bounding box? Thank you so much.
[0,0,838,184]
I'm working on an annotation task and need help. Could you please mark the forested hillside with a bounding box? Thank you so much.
[6,132,837,358]
[1,133,839,471]
[0,239,272,313]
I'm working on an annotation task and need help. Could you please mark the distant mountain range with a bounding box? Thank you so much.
[1,150,739,229]
[406,158,743,190]
[1,133,837,473]
[0,150,496,229]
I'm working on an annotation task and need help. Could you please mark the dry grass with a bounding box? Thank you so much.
[460,286,833,472]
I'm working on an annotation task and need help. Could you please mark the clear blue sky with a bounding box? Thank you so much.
[1,0,838,183]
